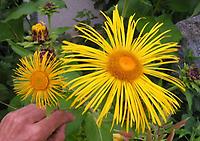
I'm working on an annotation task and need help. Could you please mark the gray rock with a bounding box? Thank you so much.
[176,15,200,67]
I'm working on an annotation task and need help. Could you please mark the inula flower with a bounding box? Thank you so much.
[13,51,64,108]
[32,22,48,42]
[62,6,185,132]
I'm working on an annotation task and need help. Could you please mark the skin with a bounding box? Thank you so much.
[0,104,74,141]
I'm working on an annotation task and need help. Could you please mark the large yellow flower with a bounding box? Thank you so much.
[62,6,185,132]
[13,51,64,108]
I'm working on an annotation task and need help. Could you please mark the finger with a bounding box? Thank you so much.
[16,104,46,123]
[35,111,74,139]
[13,104,39,114]
[47,124,66,141]
[1,104,46,124]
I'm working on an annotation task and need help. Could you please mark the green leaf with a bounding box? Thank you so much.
[66,108,84,136]
[136,14,182,43]
[0,61,11,84]
[193,96,200,112]
[99,123,113,141]
[4,1,38,22]
[182,114,195,132]
[8,95,23,112]
[117,0,153,17]
[184,90,193,111]
[7,39,32,57]
[0,109,8,120]
[191,82,200,92]
[167,0,196,13]
[167,0,190,12]
[0,84,10,101]
[4,0,66,22]
[0,19,23,41]
[193,1,200,16]
[46,104,58,116]
[155,15,182,43]
[194,136,200,141]
[17,42,36,48]
[84,112,103,141]
[176,129,191,138]
[50,26,70,41]
[62,71,81,88]
[51,0,67,8]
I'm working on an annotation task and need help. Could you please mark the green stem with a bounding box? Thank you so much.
[122,0,128,17]
[0,101,17,110]
[48,14,52,31]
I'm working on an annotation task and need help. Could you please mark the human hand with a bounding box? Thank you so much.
[0,104,74,141]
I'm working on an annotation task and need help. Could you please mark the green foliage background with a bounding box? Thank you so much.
[0,0,200,140]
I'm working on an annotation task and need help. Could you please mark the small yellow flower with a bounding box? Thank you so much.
[32,22,48,42]
[13,51,64,108]
[62,6,185,132]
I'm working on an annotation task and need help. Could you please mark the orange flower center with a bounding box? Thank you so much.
[31,71,49,90]
[107,50,143,81]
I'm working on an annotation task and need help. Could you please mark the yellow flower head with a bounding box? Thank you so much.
[62,6,185,132]
[32,22,48,42]
[13,51,64,108]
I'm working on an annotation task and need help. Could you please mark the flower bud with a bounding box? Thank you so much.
[41,1,59,16]
[32,22,49,42]
[40,48,56,62]
[188,67,200,80]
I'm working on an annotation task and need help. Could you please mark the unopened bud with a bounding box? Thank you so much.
[32,22,49,43]
[188,67,200,80]
[40,48,56,62]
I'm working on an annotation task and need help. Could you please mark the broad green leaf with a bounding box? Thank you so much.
[66,108,84,136]
[5,2,38,22]
[182,114,195,132]
[167,0,196,13]
[193,96,200,112]
[167,0,188,12]
[0,19,23,41]
[99,123,113,141]
[117,0,153,17]
[7,40,32,57]
[0,84,10,101]
[193,1,200,16]
[84,112,103,141]
[4,0,66,22]
[136,14,182,43]
[191,82,200,92]
[8,95,23,112]
[62,71,82,88]
[0,109,8,120]
[0,61,11,84]
[155,14,182,43]
[194,136,200,141]
[58,93,76,110]
[51,0,67,8]
[46,104,58,116]
[50,26,70,41]
[17,41,36,48]
[0,0,7,10]
[184,90,193,111]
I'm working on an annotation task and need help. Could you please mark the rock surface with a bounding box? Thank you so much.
[176,15,200,67]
